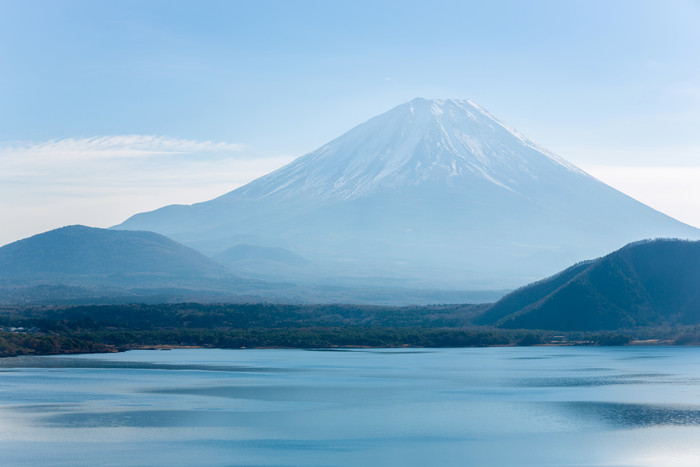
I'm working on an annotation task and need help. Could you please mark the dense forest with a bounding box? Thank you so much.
[478,239,700,330]
[2,302,697,357]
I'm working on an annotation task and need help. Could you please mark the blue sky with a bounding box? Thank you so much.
[1,0,699,245]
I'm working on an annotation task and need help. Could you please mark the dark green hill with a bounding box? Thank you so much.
[0,225,234,287]
[476,239,700,331]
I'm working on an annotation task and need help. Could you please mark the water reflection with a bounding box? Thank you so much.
[519,373,678,388]
[41,409,258,428]
[144,385,399,402]
[0,355,290,373]
[560,402,700,429]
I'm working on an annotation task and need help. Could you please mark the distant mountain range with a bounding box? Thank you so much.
[0,225,498,305]
[114,98,700,289]
[0,225,270,303]
[477,239,700,330]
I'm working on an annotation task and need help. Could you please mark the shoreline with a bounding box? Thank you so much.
[1,340,690,360]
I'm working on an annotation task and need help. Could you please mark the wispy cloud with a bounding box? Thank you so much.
[0,135,295,246]
[2,135,247,161]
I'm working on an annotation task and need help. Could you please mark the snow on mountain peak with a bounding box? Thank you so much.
[231,98,588,203]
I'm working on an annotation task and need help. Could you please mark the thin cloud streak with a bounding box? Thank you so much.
[1,135,248,161]
[0,135,295,246]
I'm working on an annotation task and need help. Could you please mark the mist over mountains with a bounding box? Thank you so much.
[0,225,501,306]
[115,98,700,289]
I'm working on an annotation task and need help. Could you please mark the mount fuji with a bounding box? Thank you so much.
[115,98,700,289]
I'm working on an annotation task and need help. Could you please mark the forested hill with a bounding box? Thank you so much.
[0,225,233,284]
[477,239,700,331]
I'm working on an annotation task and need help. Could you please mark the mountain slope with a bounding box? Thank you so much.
[215,244,309,266]
[477,239,700,330]
[213,244,310,281]
[114,98,700,289]
[0,225,233,287]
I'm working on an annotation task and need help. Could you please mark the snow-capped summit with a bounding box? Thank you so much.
[233,98,584,202]
[114,99,700,289]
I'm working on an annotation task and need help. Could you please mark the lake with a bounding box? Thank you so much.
[1,347,700,466]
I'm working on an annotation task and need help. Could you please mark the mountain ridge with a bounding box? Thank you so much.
[0,225,502,306]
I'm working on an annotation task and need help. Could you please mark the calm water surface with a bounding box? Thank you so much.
[2,347,700,466]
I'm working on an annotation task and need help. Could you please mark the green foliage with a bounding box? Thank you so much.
[0,302,697,357]
[0,332,112,357]
[479,239,700,331]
